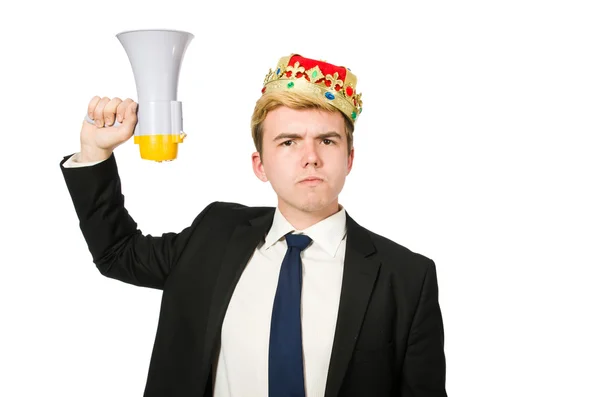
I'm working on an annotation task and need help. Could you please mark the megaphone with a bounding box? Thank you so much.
[85,29,194,162]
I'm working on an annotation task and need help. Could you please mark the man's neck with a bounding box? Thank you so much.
[277,200,342,231]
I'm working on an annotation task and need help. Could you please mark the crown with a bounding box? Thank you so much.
[261,54,363,123]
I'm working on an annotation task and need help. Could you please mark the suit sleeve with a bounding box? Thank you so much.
[401,259,448,396]
[60,152,216,290]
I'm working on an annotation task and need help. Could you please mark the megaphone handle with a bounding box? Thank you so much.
[84,113,122,127]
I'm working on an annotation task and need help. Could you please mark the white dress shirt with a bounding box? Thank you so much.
[215,205,347,397]
[62,153,347,397]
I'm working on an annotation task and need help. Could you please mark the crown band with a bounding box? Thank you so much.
[263,78,359,122]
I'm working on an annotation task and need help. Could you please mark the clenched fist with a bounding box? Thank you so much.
[79,96,138,162]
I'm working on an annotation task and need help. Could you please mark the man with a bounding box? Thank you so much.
[60,54,447,396]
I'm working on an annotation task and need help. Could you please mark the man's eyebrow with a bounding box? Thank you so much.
[318,131,343,140]
[272,132,301,141]
[272,131,343,141]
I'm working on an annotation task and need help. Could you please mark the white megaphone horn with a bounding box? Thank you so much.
[85,29,194,162]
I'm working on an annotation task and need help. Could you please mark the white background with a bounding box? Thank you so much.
[0,0,598,396]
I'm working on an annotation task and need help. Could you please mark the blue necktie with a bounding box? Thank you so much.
[269,233,312,397]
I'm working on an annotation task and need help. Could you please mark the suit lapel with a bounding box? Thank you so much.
[325,212,380,397]
[202,210,275,375]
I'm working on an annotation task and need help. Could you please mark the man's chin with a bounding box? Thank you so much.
[296,198,334,213]
[279,191,337,213]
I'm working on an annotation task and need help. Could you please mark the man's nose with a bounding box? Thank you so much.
[302,141,321,167]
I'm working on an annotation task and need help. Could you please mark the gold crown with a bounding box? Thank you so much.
[261,54,363,123]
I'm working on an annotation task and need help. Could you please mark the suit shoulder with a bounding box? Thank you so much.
[207,200,274,222]
[364,228,435,271]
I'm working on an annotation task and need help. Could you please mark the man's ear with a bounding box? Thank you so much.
[346,146,355,175]
[251,151,268,182]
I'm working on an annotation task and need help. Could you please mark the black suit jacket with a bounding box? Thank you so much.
[60,152,447,397]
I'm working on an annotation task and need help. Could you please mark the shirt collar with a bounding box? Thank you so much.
[263,205,347,258]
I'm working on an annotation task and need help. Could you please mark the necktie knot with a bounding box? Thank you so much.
[285,233,312,251]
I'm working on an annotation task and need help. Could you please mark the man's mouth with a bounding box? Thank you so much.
[299,177,324,185]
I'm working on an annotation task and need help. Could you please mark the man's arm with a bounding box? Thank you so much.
[401,260,448,396]
[60,152,216,289]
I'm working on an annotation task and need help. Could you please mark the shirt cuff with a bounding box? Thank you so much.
[62,152,107,168]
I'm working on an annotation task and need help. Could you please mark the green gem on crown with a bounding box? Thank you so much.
[312,71,318,78]
[351,111,357,119]
[287,82,294,88]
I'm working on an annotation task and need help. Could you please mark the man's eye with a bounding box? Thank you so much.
[323,139,334,145]
[282,140,293,146]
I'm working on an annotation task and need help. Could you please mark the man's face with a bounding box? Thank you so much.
[252,106,354,215]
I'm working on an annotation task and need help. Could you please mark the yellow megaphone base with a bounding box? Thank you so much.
[134,133,187,162]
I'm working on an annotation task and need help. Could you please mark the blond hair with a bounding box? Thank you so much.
[251,90,354,157]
